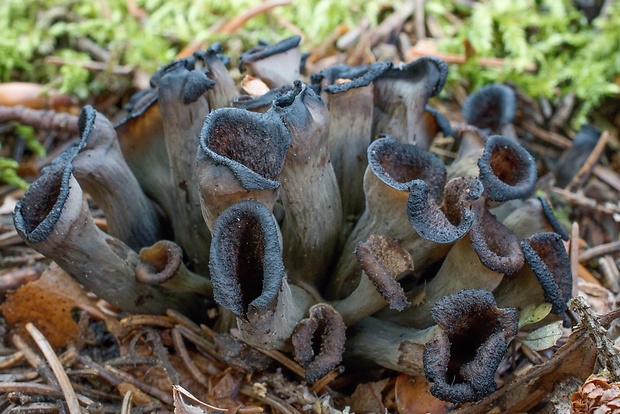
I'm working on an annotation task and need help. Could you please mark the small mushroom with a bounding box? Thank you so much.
[72,106,165,250]
[272,82,343,286]
[373,57,449,148]
[424,289,518,403]
[13,153,202,317]
[239,36,302,88]
[461,83,517,139]
[553,124,602,188]
[494,232,572,324]
[135,240,212,297]
[197,106,291,231]
[328,134,446,298]
[292,303,346,382]
[333,234,412,326]
[209,200,313,349]
[447,135,537,203]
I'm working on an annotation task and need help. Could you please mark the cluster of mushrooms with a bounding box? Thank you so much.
[13,36,573,404]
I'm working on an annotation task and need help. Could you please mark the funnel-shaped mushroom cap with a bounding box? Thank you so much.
[462,84,516,133]
[424,289,518,403]
[522,232,573,324]
[373,57,449,148]
[292,304,346,382]
[199,107,290,191]
[14,150,76,244]
[407,177,483,244]
[477,135,537,202]
[469,199,524,274]
[209,200,285,318]
[368,135,447,197]
[239,36,302,88]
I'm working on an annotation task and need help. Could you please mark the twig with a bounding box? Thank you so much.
[0,106,78,134]
[0,383,92,406]
[171,328,208,384]
[310,367,343,394]
[414,0,426,40]
[175,0,292,58]
[567,130,609,191]
[177,325,221,361]
[570,222,580,299]
[44,56,133,76]
[520,122,572,149]
[406,40,537,71]
[25,323,81,414]
[569,296,620,381]
[145,329,179,385]
[120,390,133,414]
[218,0,292,34]
[119,314,175,329]
[550,187,620,215]
[593,165,620,193]
[167,309,202,334]
[0,352,24,370]
[78,355,174,406]
[12,335,58,387]
[229,329,306,379]
[580,241,620,262]
[239,384,299,414]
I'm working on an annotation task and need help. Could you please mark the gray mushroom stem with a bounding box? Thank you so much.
[115,89,175,220]
[209,200,313,350]
[239,36,302,88]
[372,57,448,148]
[158,59,215,274]
[312,62,391,232]
[345,317,438,376]
[13,155,203,318]
[194,43,239,109]
[72,106,164,250]
[272,82,343,286]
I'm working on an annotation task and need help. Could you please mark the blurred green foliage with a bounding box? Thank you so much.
[427,0,620,127]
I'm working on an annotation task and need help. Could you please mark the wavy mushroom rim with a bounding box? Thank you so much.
[522,232,573,324]
[209,200,285,318]
[424,289,519,404]
[461,83,516,133]
[239,35,302,65]
[292,303,346,382]
[368,135,447,195]
[469,198,525,275]
[199,107,290,191]
[310,61,393,95]
[14,151,75,244]
[378,56,449,97]
[477,135,537,202]
[407,177,483,244]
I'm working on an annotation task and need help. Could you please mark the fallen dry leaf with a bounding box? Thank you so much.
[350,378,390,414]
[1,262,121,347]
[395,374,453,414]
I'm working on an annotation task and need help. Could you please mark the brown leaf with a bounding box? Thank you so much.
[395,375,453,414]
[1,263,121,348]
[350,378,390,414]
